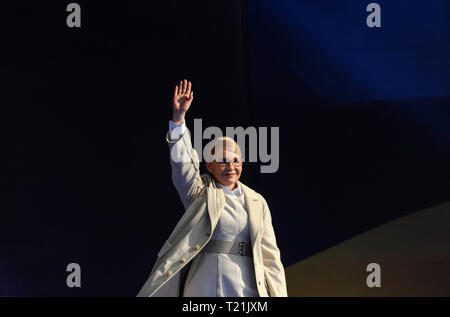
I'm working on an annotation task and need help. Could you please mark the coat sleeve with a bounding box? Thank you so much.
[260,197,288,297]
[166,126,205,208]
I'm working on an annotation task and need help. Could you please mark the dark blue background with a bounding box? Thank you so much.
[247,0,450,266]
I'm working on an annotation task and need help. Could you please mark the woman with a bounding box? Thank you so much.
[137,80,287,297]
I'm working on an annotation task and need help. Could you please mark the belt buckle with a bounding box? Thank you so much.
[238,241,245,256]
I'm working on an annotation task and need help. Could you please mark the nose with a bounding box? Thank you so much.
[224,162,234,169]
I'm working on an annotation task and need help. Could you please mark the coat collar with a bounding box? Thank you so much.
[204,174,263,246]
[240,182,263,246]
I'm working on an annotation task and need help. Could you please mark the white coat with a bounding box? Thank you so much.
[137,129,288,297]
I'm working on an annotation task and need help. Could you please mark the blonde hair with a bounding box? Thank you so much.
[204,136,242,162]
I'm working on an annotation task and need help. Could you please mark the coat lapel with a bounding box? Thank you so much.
[242,185,263,247]
[206,182,225,230]
[206,176,263,247]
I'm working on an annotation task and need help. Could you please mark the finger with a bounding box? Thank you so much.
[182,79,187,94]
[174,85,178,96]
[189,90,193,100]
[179,81,183,95]
[186,81,192,97]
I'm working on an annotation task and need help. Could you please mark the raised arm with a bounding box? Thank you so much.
[167,80,205,208]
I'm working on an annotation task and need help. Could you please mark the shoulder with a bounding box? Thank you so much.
[239,182,269,210]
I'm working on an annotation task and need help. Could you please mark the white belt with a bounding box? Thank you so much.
[203,239,253,257]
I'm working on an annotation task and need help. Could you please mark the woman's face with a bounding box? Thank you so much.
[206,149,242,189]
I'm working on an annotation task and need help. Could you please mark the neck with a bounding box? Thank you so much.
[228,182,238,190]
[219,181,238,191]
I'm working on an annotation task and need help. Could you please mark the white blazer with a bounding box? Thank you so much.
[137,128,288,297]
